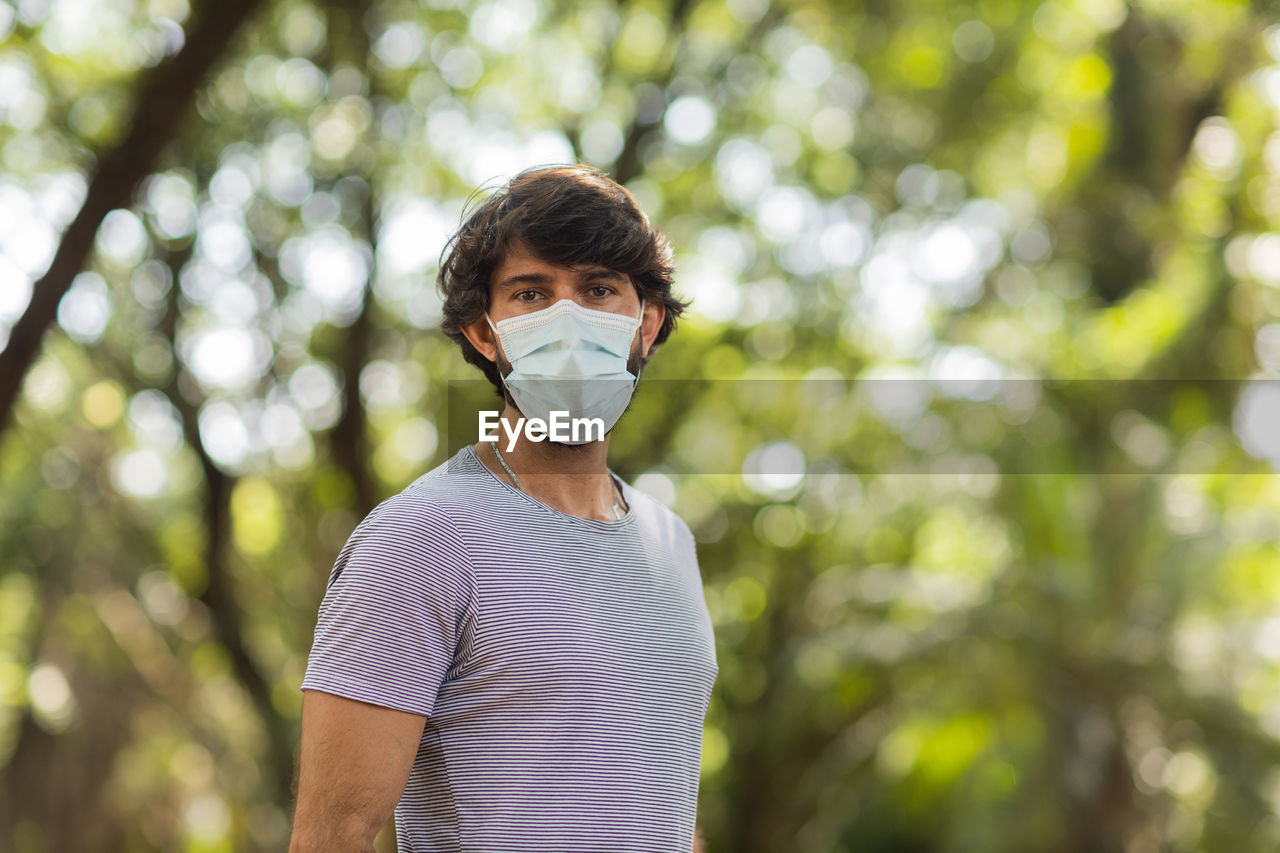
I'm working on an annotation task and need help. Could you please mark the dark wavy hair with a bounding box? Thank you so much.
[437,164,687,395]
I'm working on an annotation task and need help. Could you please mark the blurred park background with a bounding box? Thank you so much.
[3,0,1280,850]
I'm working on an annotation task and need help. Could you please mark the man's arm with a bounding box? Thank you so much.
[288,690,427,852]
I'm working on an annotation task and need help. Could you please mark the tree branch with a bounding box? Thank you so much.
[0,0,263,443]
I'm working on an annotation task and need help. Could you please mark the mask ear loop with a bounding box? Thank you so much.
[483,313,518,406]
[483,312,502,357]
[629,299,647,388]
[632,299,646,347]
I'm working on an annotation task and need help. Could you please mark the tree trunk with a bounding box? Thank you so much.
[0,0,263,443]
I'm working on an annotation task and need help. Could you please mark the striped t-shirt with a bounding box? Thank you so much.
[300,444,719,852]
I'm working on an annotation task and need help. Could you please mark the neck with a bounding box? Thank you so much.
[474,404,623,521]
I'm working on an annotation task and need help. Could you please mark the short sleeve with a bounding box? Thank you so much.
[300,493,478,718]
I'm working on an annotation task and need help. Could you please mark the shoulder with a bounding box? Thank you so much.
[351,489,466,547]
[332,454,490,586]
[332,491,474,587]
[347,446,496,538]
[619,480,697,556]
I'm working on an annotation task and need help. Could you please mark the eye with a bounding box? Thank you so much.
[514,289,541,303]
[588,284,615,298]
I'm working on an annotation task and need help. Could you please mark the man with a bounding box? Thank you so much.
[289,165,718,852]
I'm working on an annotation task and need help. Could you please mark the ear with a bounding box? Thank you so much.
[639,300,665,358]
[460,315,501,362]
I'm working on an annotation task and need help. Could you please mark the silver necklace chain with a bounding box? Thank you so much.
[491,443,627,520]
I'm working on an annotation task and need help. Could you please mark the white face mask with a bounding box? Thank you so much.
[485,299,645,444]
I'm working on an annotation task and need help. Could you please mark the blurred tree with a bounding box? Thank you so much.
[2,0,1280,851]
[0,0,262,436]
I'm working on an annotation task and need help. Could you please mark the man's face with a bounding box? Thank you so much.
[480,241,662,374]
[452,240,669,437]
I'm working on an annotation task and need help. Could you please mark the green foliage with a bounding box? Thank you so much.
[3,0,1280,850]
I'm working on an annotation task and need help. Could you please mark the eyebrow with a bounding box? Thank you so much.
[494,267,628,291]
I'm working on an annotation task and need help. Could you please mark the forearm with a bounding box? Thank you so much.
[288,825,376,853]
[288,809,379,853]
[290,693,423,853]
